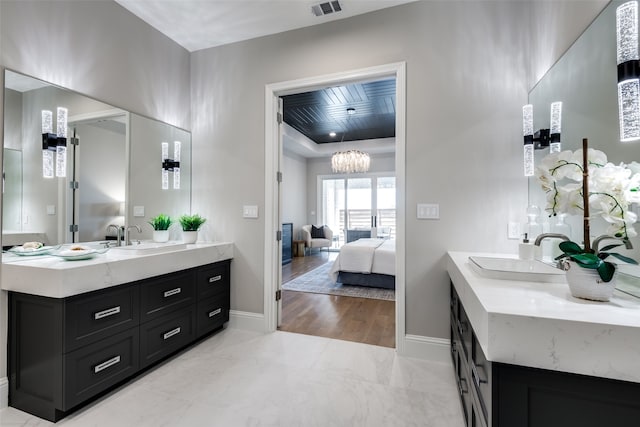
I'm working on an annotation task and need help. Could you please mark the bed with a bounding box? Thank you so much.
[329,238,395,289]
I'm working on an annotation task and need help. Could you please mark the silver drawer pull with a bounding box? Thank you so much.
[209,275,222,283]
[94,355,121,373]
[208,308,222,318]
[163,327,181,340]
[94,306,121,320]
[164,287,181,298]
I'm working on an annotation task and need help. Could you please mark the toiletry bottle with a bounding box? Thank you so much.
[519,233,536,260]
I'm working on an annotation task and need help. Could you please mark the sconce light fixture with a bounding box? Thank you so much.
[161,141,181,190]
[41,107,68,178]
[521,102,563,176]
[617,1,640,142]
[522,104,535,177]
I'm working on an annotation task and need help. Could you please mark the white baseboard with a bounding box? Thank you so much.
[228,310,265,332]
[0,376,7,409]
[401,334,451,363]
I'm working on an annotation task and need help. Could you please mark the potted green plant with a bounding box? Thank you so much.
[148,214,173,242]
[535,139,640,300]
[179,214,206,244]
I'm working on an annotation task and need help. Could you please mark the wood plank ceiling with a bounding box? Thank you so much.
[282,78,396,144]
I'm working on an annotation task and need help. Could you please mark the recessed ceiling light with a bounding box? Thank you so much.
[329,132,337,137]
[347,107,356,115]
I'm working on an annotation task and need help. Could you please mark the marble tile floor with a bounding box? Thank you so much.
[0,329,464,427]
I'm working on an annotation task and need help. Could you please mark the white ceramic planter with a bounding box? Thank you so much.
[182,231,198,244]
[153,230,170,243]
[564,260,617,302]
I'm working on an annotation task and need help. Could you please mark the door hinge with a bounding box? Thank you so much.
[69,224,79,233]
[70,137,79,146]
[277,112,283,124]
[277,171,282,183]
[275,289,282,301]
[276,230,282,241]
[69,181,79,189]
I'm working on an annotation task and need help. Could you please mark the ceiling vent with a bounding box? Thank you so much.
[311,1,342,17]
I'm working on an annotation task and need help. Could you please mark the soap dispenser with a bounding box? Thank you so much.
[519,233,536,260]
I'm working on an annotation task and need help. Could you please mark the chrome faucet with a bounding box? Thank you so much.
[534,233,571,246]
[592,235,634,253]
[107,224,122,246]
[124,225,142,246]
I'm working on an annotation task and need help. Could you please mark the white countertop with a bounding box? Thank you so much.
[1,242,233,298]
[447,251,640,384]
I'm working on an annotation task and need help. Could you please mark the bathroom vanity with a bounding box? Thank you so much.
[447,251,640,427]
[2,242,233,422]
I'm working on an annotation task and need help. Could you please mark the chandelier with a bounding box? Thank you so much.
[331,150,370,174]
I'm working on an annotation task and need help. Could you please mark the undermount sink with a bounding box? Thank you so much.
[111,241,188,255]
[468,256,566,283]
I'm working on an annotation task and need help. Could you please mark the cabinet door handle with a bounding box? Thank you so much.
[94,355,121,373]
[164,287,181,298]
[208,275,222,283]
[163,327,181,340]
[472,363,488,387]
[208,308,222,318]
[94,306,121,320]
[458,377,469,395]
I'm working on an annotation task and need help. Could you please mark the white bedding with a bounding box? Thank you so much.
[329,238,395,282]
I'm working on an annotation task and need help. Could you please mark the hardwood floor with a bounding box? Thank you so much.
[279,251,395,348]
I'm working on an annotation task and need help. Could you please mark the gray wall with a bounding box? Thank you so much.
[0,0,190,394]
[190,1,531,331]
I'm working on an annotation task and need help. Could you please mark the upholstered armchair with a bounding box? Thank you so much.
[301,225,333,253]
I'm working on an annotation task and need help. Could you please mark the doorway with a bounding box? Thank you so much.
[264,62,407,353]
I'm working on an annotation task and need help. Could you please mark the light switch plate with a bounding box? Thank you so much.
[243,205,259,219]
[508,222,521,240]
[417,203,439,219]
[133,206,145,217]
[46,205,56,215]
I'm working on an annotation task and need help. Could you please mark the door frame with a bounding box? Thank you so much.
[263,62,406,353]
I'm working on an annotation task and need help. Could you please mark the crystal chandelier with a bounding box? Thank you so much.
[331,150,370,174]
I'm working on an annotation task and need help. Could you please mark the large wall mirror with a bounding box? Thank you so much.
[528,0,640,266]
[2,70,191,249]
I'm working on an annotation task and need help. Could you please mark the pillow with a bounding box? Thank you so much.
[311,225,325,239]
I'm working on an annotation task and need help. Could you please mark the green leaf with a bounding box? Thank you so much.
[597,262,616,282]
[569,253,601,269]
[559,241,584,255]
[608,252,639,265]
[599,243,622,252]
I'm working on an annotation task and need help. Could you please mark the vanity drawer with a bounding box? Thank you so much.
[139,270,196,322]
[64,327,139,410]
[196,293,230,337]
[458,304,472,359]
[196,261,231,300]
[64,284,139,352]
[471,333,492,425]
[139,306,196,368]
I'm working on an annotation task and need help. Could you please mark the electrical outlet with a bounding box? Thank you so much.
[508,222,521,240]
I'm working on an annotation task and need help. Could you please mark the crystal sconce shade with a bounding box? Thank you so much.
[522,104,534,177]
[617,1,640,142]
[41,107,67,178]
[549,102,562,153]
[161,141,181,190]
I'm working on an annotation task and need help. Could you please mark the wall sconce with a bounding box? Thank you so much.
[161,141,181,190]
[521,102,562,176]
[617,1,640,142]
[41,107,68,178]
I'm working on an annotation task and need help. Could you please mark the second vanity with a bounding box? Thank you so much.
[2,242,233,422]
[447,251,640,427]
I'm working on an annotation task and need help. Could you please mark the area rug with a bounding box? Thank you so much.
[282,262,395,301]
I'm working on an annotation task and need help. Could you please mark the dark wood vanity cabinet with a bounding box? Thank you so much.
[450,283,640,427]
[8,260,231,422]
